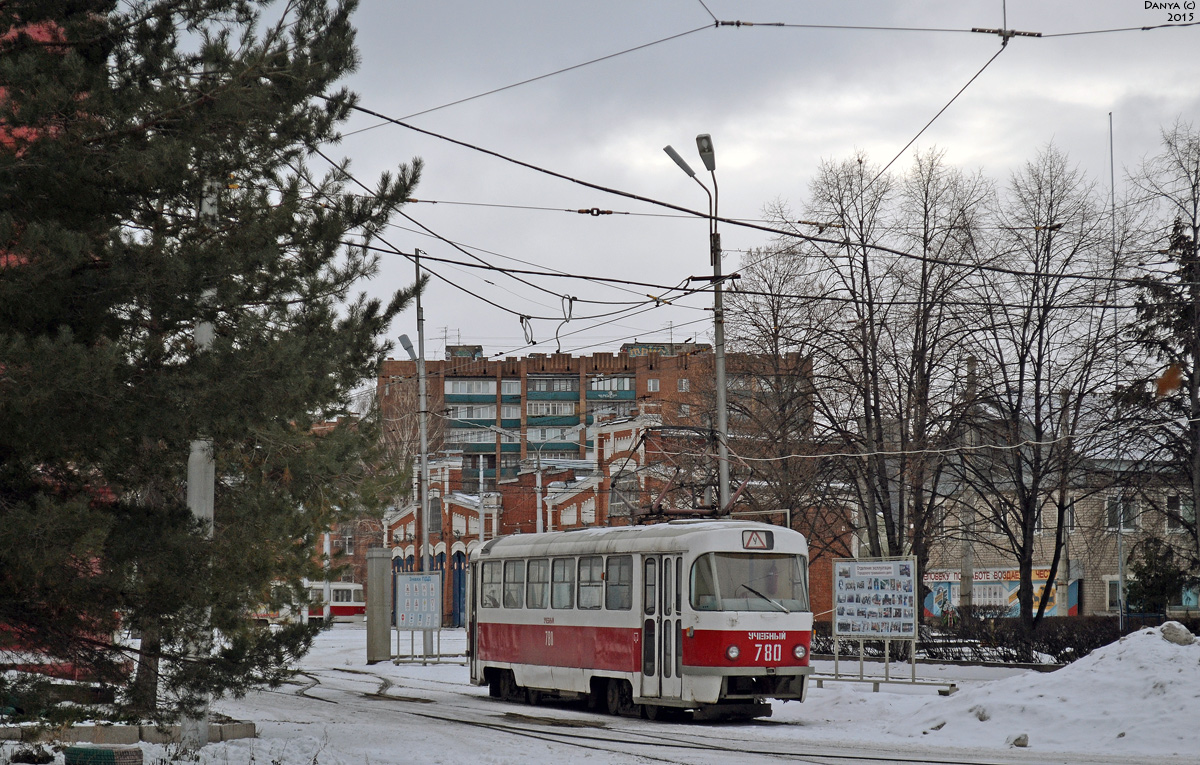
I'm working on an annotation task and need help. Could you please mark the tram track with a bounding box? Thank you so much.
[264,665,1133,765]
[393,697,1064,765]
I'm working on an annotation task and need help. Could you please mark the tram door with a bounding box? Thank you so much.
[642,555,684,699]
[661,555,682,698]
[641,556,660,698]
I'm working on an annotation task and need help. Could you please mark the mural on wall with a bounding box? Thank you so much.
[922,568,1080,618]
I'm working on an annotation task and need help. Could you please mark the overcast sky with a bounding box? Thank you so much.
[330,1,1200,363]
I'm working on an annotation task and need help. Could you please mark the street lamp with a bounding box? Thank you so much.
[399,250,433,658]
[664,134,730,512]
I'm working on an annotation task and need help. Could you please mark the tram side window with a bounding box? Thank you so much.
[481,561,501,608]
[552,558,575,609]
[606,555,633,610]
[503,560,525,608]
[527,558,549,609]
[644,558,656,615]
[578,556,603,609]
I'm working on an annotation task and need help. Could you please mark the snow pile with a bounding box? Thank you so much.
[890,621,1200,756]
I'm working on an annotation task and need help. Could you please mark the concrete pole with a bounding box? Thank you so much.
[323,533,331,622]
[535,450,544,534]
[712,224,730,513]
[959,357,976,614]
[478,454,486,542]
[181,285,216,750]
[415,252,433,655]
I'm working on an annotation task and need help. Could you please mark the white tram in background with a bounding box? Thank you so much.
[467,520,812,720]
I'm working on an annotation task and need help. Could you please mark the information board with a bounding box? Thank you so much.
[394,572,442,630]
[832,557,917,640]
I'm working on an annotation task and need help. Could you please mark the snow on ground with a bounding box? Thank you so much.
[4,623,1197,764]
[886,623,1200,757]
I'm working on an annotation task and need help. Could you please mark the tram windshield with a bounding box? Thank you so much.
[690,553,809,612]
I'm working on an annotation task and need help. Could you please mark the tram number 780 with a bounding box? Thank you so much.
[754,643,782,663]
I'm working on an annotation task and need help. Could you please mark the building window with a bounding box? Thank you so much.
[342,535,354,555]
[527,400,577,416]
[1035,500,1073,534]
[560,504,578,526]
[528,376,579,392]
[677,378,690,392]
[501,404,521,419]
[588,376,633,391]
[447,404,496,420]
[501,379,521,395]
[647,378,660,393]
[679,403,690,417]
[530,426,576,442]
[1105,577,1130,612]
[580,497,596,524]
[428,495,442,535]
[446,428,515,444]
[445,379,496,395]
[1167,494,1195,532]
[1106,495,1138,531]
[588,400,635,419]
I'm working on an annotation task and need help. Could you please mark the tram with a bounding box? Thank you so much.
[467,520,812,720]
[251,580,366,625]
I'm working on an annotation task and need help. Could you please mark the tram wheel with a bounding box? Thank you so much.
[499,670,521,702]
[605,680,622,715]
[642,703,661,721]
[525,688,542,706]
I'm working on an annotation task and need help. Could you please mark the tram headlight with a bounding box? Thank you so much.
[793,644,807,660]
[725,645,740,661]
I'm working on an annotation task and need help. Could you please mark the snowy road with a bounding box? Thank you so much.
[177,624,1198,765]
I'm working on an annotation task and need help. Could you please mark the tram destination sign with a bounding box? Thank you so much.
[395,572,442,630]
[832,557,917,640]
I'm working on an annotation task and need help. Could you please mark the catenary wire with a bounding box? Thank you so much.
[342,25,711,136]
[330,98,1184,290]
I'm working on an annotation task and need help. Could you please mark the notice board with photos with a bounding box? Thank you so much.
[394,572,442,630]
[832,557,918,640]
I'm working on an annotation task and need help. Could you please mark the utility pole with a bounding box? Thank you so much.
[1056,389,1072,617]
[399,252,433,658]
[959,356,976,614]
[1109,112,1126,634]
[415,251,433,656]
[664,135,729,512]
[182,184,219,750]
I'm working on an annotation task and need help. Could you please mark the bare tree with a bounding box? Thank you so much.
[958,144,1120,630]
[724,243,853,563]
[725,150,990,599]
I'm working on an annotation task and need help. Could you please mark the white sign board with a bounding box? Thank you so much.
[394,572,442,630]
[832,557,917,640]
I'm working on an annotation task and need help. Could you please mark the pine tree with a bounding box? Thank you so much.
[1127,122,1200,575]
[0,0,420,720]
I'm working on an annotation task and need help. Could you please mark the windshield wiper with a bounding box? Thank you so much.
[739,584,790,613]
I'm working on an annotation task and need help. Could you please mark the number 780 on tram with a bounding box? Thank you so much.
[467,520,812,720]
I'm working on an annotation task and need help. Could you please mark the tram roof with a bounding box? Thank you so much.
[471,520,808,561]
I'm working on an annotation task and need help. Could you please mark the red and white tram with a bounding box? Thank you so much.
[468,520,812,720]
